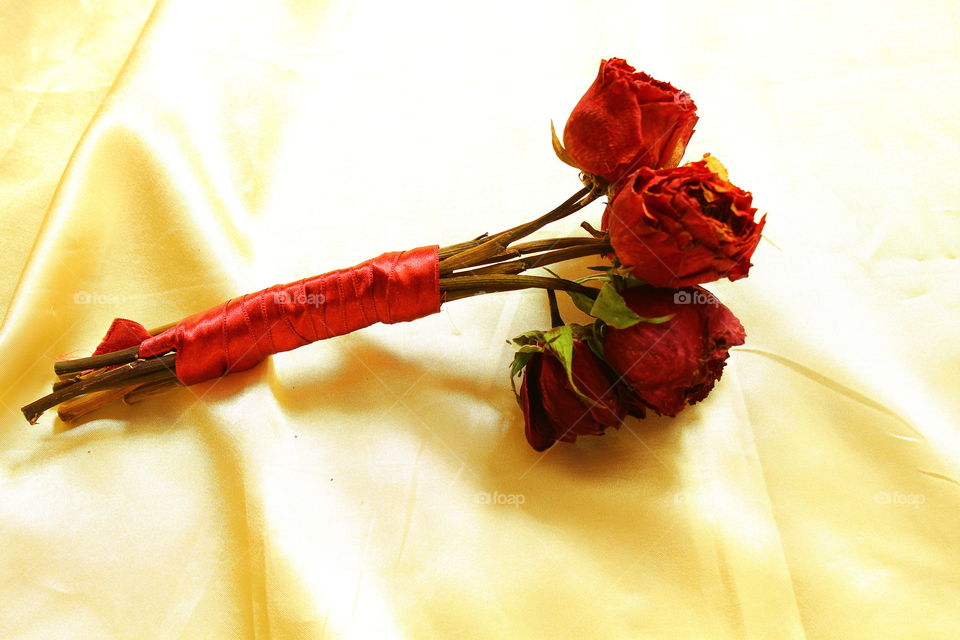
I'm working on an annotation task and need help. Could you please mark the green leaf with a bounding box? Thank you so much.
[540,324,597,404]
[511,330,545,346]
[508,342,546,397]
[550,121,581,169]
[585,324,605,360]
[590,283,644,328]
[567,291,596,316]
[509,349,536,379]
[542,325,574,372]
[590,283,674,328]
[622,275,645,289]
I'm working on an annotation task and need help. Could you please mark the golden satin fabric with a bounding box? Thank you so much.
[1,1,959,638]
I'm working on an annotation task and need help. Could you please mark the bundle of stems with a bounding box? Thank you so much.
[22,182,612,424]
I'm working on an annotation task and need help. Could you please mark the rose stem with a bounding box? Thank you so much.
[48,190,601,378]
[22,354,177,424]
[124,377,182,404]
[438,184,600,272]
[437,233,490,260]
[493,183,604,244]
[439,274,595,302]
[53,375,81,391]
[58,371,183,422]
[26,187,605,422]
[26,271,597,422]
[58,373,183,424]
[52,320,177,376]
[450,242,611,277]
[547,290,564,328]
[580,221,604,238]
[447,236,606,271]
[53,345,141,376]
[27,247,604,422]
[436,186,592,264]
[57,384,142,422]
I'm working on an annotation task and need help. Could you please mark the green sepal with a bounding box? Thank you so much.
[592,283,644,328]
[567,283,673,328]
[584,322,605,360]
[509,348,538,379]
[610,272,644,292]
[595,283,674,327]
[512,330,546,347]
[542,324,598,404]
[508,343,545,397]
[568,291,596,316]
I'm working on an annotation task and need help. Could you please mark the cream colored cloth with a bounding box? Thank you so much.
[2,1,959,638]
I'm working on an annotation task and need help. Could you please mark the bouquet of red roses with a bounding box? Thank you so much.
[22,58,765,451]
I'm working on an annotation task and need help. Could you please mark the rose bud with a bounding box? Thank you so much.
[561,58,698,183]
[602,286,745,417]
[518,340,628,451]
[606,156,766,287]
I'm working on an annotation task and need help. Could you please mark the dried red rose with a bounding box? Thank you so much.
[520,340,627,451]
[606,157,765,287]
[602,286,745,417]
[561,58,698,183]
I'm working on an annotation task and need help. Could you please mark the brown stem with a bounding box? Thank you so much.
[492,184,603,245]
[27,185,607,425]
[22,354,176,424]
[438,185,598,273]
[440,274,595,301]
[124,377,183,405]
[57,384,142,423]
[54,344,142,376]
[451,242,611,277]
[437,233,490,260]
[52,320,177,376]
[449,236,606,271]
[580,221,604,238]
[52,374,81,391]
[547,290,563,328]
[58,375,183,423]
[49,189,602,382]
[27,271,599,422]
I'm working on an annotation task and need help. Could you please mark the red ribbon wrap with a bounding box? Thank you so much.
[95,245,441,385]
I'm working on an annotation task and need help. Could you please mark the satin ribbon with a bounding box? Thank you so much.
[93,245,441,385]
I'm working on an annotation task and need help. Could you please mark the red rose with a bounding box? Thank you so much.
[562,58,698,183]
[520,341,628,451]
[602,286,745,417]
[606,157,765,287]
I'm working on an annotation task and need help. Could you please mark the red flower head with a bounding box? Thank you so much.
[602,286,745,417]
[517,333,628,451]
[561,58,698,183]
[606,156,766,287]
